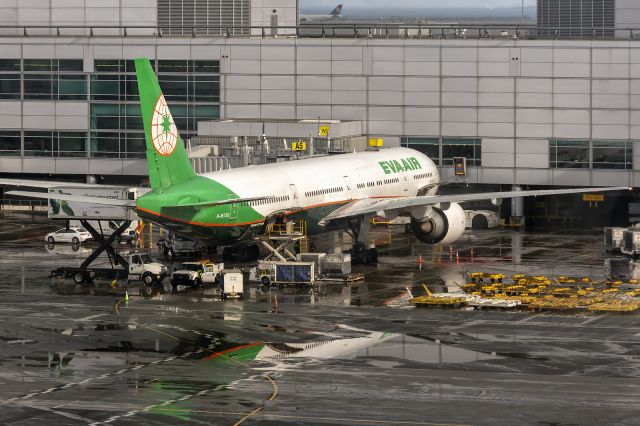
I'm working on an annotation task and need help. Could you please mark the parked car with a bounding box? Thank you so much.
[45,227,92,244]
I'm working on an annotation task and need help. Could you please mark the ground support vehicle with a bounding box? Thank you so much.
[464,210,499,229]
[158,232,207,257]
[256,260,315,288]
[50,218,166,285]
[51,252,167,285]
[605,227,627,252]
[170,261,224,290]
[622,229,640,256]
[220,269,244,299]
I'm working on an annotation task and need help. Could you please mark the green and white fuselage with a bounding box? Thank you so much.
[136,147,439,245]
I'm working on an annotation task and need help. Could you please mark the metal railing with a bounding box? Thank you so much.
[0,24,639,40]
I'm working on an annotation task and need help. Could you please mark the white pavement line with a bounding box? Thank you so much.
[8,352,185,401]
[77,313,107,322]
[580,315,603,326]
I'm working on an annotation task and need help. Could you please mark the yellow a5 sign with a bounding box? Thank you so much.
[292,141,307,151]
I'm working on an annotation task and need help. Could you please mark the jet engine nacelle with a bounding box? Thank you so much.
[410,202,466,245]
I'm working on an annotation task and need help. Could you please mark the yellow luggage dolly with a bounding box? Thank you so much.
[463,283,478,291]
[468,272,485,283]
[512,274,526,281]
[489,273,505,283]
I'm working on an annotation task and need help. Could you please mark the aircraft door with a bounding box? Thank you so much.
[228,193,238,220]
[343,176,353,200]
[403,175,409,192]
[289,184,299,208]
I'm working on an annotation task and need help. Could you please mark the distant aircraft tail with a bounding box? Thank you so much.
[134,58,196,192]
[330,4,342,16]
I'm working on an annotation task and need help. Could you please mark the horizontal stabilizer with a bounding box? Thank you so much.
[0,178,124,189]
[164,195,276,210]
[6,190,136,207]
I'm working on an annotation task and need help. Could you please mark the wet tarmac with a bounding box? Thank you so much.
[1,211,640,425]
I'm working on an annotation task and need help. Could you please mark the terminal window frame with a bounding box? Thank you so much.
[0,59,21,100]
[23,131,87,157]
[549,139,631,170]
[23,59,87,101]
[90,58,220,142]
[0,131,21,156]
[442,138,481,166]
[592,140,632,170]
[401,137,440,165]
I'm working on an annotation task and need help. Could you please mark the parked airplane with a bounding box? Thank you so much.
[1,58,628,263]
[300,4,343,22]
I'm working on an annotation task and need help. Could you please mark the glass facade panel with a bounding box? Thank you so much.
[0,131,21,156]
[549,140,591,168]
[57,132,86,157]
[0,74,20,99]
[58,74,87,100]
[158,60,190,73]
[593,141,632,170]
[193,60,219,73]
[58,60,83,72]
[0,59,20,72]
[401,137,440,165]
[90,132,120,158]
[24,74,53,99]
[442,138,481,166]
[24,131,53,156]
[125,133,146,158]
[90,75,120,100]
[24,59,54,72]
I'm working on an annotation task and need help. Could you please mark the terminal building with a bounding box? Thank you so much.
[0,0,639,224]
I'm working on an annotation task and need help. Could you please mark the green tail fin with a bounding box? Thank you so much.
[135,58,196,191]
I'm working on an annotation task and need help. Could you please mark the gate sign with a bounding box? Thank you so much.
[292,141,307,151]
[453,157,466,176]
[318,126,330,137]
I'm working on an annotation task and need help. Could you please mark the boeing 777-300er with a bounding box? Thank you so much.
[1,58,629,263]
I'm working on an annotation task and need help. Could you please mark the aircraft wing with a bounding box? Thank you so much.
[318,186,630,225]
[0,178,125,189]
[6,190,136,207]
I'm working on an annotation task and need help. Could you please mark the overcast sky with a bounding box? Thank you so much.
[301,0,536,8]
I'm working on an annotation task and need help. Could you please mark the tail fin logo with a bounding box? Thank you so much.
[151,94,178,156]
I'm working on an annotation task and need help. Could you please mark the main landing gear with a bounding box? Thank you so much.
[222,244,260,263]
[341,216,378,265]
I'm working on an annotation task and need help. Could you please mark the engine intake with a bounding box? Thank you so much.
[410,202,466,245]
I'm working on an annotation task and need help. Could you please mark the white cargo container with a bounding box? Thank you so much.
[221,269,244,299]
[48,186,141,220]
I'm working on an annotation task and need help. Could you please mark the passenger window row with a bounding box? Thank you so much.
[413,172,433,180]
[243,195,290,207]
[383,178,400,184]
[305,187,344,198]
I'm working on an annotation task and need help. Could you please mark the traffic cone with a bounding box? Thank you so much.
[418,255,424,264]
[456,251,460,264]
[124,291,129,303]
